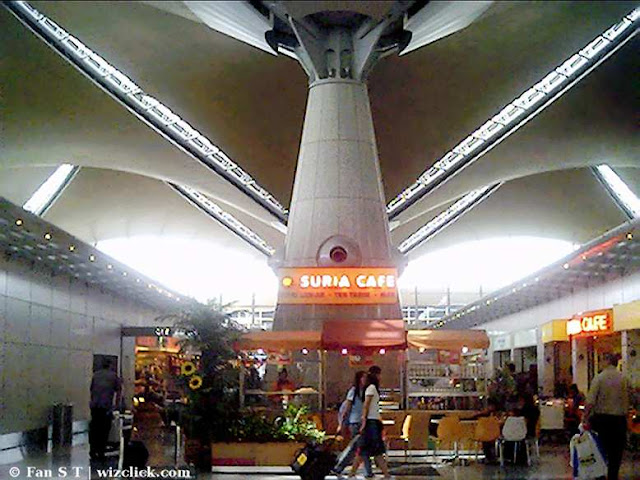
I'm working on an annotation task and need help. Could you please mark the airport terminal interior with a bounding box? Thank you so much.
[1,1,639,479]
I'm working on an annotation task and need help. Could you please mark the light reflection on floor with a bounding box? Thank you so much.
[1,432,638,480]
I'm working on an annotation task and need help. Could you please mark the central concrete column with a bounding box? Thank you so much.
[274,78,402,331]
[265,13,411,402]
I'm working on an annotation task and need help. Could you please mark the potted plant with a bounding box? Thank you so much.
[162,303,242,470]
[211,404,325,466]
[165,304,326,468]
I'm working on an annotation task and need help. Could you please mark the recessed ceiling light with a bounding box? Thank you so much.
[69,245,76,252]
[15,219,23,226]
[122,272,127,276]
[563,263,569,269]
[106,264,113,270]
[627,233,633,240]
[89,254,96,262]
[44,233,52,240]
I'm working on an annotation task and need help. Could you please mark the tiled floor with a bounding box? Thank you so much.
[1,432,638,480]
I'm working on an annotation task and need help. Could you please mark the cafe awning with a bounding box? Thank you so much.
[407,329,489,350]
[321,319,407,351]
[233,330,322,352]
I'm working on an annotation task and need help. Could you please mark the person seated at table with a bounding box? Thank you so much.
[565,384,584,436]
[471,398,501,464]
[516,392,540,438]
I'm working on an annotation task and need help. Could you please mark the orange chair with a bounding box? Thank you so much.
[473,416,501,461]
[386,414,413,462]
[433,416,463,463]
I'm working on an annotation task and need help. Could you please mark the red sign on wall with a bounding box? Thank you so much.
[566,309,613,337]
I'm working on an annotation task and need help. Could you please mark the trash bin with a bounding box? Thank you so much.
[52,404,73,449]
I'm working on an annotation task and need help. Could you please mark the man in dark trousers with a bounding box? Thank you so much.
[89,359,122,460]
[583,353,631,480]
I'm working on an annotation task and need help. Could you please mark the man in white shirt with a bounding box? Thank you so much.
[583,353,631,480]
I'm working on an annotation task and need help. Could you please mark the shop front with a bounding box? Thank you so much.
[568,308,621,394]
[570,303,640,393]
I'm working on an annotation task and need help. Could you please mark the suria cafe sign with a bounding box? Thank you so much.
[278,267,398,305]
[566,309,614,337]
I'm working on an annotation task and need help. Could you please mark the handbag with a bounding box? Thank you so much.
[570,431,607,479]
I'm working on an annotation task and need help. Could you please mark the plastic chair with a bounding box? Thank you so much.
[499,416,529,466]
[473,416,501,461]
[386,414,412,462]
[434,416,463,463]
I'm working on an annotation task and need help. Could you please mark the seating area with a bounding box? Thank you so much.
[374,411,542,467]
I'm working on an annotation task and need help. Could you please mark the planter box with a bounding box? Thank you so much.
[211,442,304,466]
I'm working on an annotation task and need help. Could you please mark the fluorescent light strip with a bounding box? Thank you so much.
[397,183,501,254]
[23,164,80,216]
[387,7,639,219]
[168,183,276,257]
[6,1,288,224]
[594,165,640,218]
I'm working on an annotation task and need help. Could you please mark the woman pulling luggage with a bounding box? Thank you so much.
[350,365,392,479]
[333,371,373,477]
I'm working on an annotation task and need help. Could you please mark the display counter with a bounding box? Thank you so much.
[406,341,488,411]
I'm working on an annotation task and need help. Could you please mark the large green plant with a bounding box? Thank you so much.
[225,405,325,444]
[161,303,243,442]
[487,365,517,407]
[274,405,325,444]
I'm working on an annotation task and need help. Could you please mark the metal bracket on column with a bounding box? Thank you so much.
[287,18,329,81]
[263,1,413,83]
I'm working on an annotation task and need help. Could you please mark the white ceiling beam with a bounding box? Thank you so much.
[4,1,288,224]
[388,7,639,220]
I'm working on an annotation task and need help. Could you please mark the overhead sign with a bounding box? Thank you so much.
[278,267,399,305]
[566,309,613,337]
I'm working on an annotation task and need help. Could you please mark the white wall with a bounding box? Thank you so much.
[0,256,163,435]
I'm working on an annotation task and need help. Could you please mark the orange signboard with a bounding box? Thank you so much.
[566,309,614,337]
[278,267,399,305]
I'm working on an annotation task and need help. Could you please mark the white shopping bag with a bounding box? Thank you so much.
[569,431,607,479]
[107,412,122,443]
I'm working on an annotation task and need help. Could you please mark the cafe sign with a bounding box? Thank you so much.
[278,267,398,305]
[566,309,613,337]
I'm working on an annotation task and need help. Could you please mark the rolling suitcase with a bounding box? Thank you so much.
[292,443,337,480]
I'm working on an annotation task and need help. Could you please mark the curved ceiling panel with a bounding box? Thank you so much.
[1,1,637,263]
[42,167,285,255]
[394,167,629,260]
[388,32,639,228]
[0,166,57,205]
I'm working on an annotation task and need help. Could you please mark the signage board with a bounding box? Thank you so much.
[277,267,399,305]
[492,334,512,351]
[566,309,613,337]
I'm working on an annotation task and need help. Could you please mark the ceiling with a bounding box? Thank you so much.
[1,1,638,267]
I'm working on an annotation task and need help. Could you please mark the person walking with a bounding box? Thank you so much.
[89,359,122,460]
[334,371,373,477]
[351,365,392,480]
[583,353,631,480]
